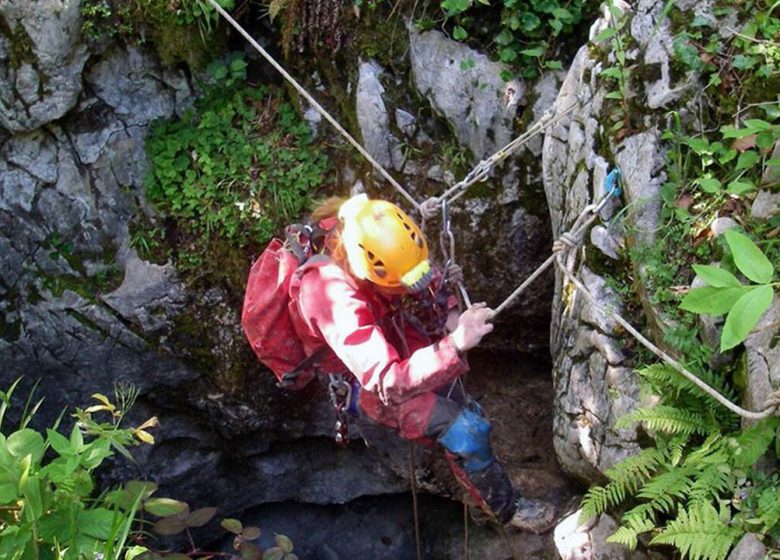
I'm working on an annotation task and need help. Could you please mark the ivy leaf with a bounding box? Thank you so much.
[720,285,774,351]
[692,264,742,287]
[680,286,750,316]
[724,229,774,284]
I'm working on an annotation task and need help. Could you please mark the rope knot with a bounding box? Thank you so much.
[763,390,780,416]
[553,232,579,253]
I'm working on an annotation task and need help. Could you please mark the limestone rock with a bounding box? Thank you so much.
[408,24,524,162]
[726,534,767,560]
[0,0,89,132]
[555,509,649,559]
[355,59,403,171]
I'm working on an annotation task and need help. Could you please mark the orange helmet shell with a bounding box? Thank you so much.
[339,194,431,290]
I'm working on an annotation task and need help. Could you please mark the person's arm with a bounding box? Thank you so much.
[296,265,489,405]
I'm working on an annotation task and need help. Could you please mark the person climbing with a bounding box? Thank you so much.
[246,192,557,533]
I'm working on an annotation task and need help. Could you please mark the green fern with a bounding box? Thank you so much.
[729,418,779,469]
[580,447,665,521]
[606,514,656,549]
[650,503,742,560]
[636,467,695,514]
[636,364,737,404]
[688,464,733,506]
[617,405,719,436]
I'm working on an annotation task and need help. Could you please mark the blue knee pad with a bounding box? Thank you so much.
[438,407,494,472]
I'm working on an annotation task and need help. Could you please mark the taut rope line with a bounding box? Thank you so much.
[204,0,421,211]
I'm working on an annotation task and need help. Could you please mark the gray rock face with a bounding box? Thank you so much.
[744,300,780,425]
[409,25,524,162]
[541,0,695,481]
[0,0,89,132]
[726,534,767,560]
[355,59,403,171]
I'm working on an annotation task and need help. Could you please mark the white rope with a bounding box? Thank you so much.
[204,0,421,212]
[485,188,780,421]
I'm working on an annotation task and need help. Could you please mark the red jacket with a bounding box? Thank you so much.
[288,260,468,420]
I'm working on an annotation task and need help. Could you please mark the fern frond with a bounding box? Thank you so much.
[650,503,741,560]
[683,434,728,467]
[580,447,666,522]
[636,468,695,514]
[617,405,718,436]
[729,418,779,469]
[688,464,733,506]
[664,434,689,467]
[607,514,656,550]
[636,364,737,404]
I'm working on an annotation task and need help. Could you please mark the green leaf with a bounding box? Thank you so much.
[519,46,545,57]
[153,516,187,536]
[756,131,775,149]
[724,229,774,284]
[600,66,623,79]
[144,497,189,517]
[275,534,294,552]
[499,47,518,62]
[692,264,742,287]
[605,91,623,100]
[453,25,468,40]
[726,180,754,195]
[7,430,45,464]
[243,525,262,540]
[732,54,759,69]
[520,12,541,32]
[441,0,470,14]
[78,508,116,540]
[736,150,760,170]
[495,29,514,45]
[744,119,773,131]
[720,285,774,351]
[186,507,217,527]
[221,518,243,534]
[697,177,722,193]
[680,286,750,316]
[544,60,563,70]
[593,26,618,42]
[722,126,757,139]
[46,429,73,456]
[0,482,17,504]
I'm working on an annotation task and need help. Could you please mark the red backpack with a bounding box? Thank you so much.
[241,223,329,390]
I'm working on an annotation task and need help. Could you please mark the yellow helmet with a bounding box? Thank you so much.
[339,194,432,292]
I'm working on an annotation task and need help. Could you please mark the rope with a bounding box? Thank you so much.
[409,442,423,560]
[554,247,780,421]
[463,503,470,560]
[473,172,778,421]
[204,0,421,212]
[434,96,585,206]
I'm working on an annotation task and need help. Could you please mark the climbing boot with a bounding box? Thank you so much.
[507,496,558,534]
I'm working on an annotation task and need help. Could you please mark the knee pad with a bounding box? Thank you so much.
[437,407,493,472]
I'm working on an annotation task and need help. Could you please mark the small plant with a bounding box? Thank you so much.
[593,0,633,138]
[0,380,157,559]
[680,228,776,351]
[431,0,590,79]
[143,55,330,275]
